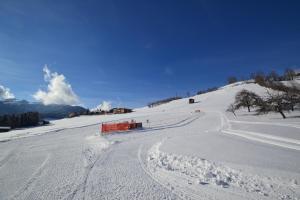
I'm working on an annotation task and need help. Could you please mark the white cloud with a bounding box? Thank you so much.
[33,65,79,105]
[0,85,15,100]
[43,65,51,81]
[91,101,112,112]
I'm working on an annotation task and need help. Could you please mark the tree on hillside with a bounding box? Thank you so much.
[227,76,238,84]
[264,81,300,111]
[255,91,291,119]
[251,72,266,86]
[226,103,237,117]
[285,86,300,111]
[234,90,261,112]
[266,70,280,82]
[284,68,296,81]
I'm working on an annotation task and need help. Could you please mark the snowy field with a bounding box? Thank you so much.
[0,82,300,200]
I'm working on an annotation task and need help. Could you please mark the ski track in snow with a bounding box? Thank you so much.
[218,112,300,151]
[65,149,111,200]
[64,135,111,200]
[222,129,300,151]
[0,149,17,168]
[11,154,51,200]
[228,120,300,129]
[145,141,300,200]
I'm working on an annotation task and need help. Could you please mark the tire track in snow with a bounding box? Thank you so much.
[11,154,51,200]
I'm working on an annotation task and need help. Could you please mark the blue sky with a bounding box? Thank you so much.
[0,0,300,108]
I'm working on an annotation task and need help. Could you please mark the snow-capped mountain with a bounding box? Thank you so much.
[0,99,87,119]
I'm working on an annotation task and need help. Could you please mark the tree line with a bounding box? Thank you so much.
[148,96,182,108]
[0,112,40,129]
[227,68,298,85]
[199,69,298,96]
[197,87,219,95]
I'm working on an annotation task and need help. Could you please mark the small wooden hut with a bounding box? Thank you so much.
[189,98,195,104]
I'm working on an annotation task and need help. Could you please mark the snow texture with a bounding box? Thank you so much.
[1,80,300,200]
[147,141,300,200]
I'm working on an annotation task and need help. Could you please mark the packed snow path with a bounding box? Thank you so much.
[1,110,299,200]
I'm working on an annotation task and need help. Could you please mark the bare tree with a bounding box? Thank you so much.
[256,91,290,119]
[265,81,300,111]
[251,71,266,86]
[266,70,280,82]
[234,90,261,112]
[284,68,296,81]
[285,86,300,111]
[226,103,237,117]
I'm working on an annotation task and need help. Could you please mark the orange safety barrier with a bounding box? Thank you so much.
[101,121,142,134]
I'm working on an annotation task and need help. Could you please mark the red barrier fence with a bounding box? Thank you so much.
[101,121,142,134]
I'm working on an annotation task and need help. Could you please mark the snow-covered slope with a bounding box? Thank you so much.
[135,81,272,117]
[0,81,299,200]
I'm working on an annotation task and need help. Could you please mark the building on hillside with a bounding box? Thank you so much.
[110,108,133,114]
[189,98,195,104]
[68,112,79,118]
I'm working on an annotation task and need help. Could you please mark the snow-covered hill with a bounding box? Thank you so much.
[0,81,299,200]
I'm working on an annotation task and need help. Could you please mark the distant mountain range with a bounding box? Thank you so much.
[0,99,87,119]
